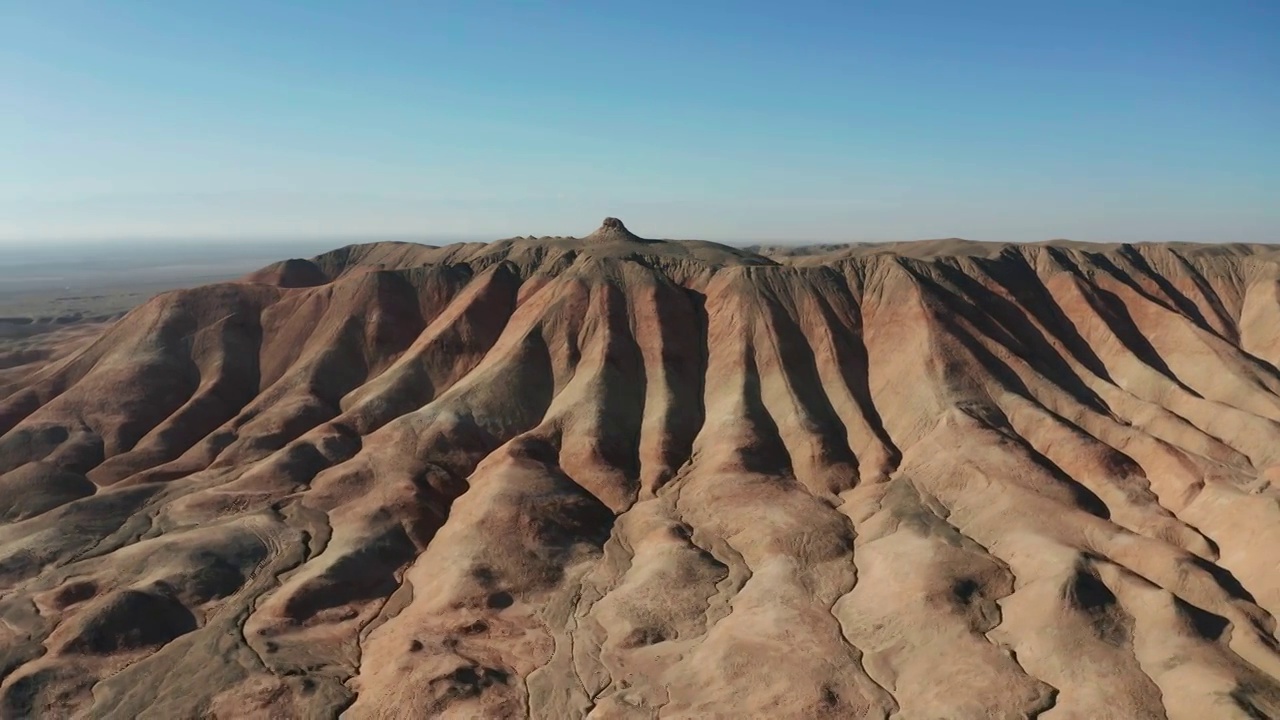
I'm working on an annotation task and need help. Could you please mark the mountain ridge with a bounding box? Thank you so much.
[1,221,1279,718]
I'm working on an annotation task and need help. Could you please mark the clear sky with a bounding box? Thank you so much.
[2,1,1277,244]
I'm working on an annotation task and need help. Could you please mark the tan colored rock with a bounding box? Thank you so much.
[0,221,1278,718]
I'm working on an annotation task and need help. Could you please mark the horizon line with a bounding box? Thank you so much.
[0,232,1269,248]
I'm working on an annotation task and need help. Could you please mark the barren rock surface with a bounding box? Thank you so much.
[2,220,1279,718]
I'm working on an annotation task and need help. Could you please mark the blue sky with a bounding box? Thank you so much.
[2,1,1277,243]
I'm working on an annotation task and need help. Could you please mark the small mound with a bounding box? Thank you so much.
[0,462,95,521]
[49,580,99,610]
[244,258,331,288]
[56,589,197,655]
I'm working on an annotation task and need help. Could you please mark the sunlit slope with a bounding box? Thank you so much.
[1,221,1278,719]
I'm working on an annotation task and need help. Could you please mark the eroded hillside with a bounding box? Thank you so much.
[2,220,1279,718]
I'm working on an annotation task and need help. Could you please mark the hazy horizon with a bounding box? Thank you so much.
[8,226,1271,252]
[0,238,340,294]
[4,2,1277,244]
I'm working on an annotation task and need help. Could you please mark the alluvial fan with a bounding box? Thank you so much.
[1,220,1279,719]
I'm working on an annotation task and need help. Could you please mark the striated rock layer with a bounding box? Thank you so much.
[1,221,1279,718]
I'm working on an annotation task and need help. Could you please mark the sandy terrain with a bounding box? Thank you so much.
[0,219,1278,718]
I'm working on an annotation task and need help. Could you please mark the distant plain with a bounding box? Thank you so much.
[0,239,397,321]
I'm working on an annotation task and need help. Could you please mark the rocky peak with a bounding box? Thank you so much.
[584,217,649,244]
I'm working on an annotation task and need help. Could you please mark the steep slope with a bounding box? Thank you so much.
[1,220,1278,719]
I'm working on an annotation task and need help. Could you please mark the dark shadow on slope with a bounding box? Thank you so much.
[282,524,416,620]
[1166,250,1247,344]
[930,257,1111,413]
[1001,248,1119,383]
[971,403,1113,521]
[926,313,1114,521]
[1078,281,1203,397]
[735,342,795,478]
[1115,246,1216,338]
[810,267,902,469]
[1189,556,1258,604]
[1174,596,1230,641]
[588,279,647,492]
[1064,568,1133,646]
[642,282,707,487]
[752,276,859,472]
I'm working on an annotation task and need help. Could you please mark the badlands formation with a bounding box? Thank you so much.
[0,219,1279,719]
